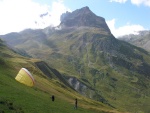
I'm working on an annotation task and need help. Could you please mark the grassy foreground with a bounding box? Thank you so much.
[0,65,118,113]
[0,57,119,113]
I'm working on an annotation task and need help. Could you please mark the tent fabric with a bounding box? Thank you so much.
[15,68,35,87]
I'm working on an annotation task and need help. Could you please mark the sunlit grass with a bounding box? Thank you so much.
[0,46,117,113]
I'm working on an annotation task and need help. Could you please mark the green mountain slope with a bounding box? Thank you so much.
[1,7,150,113]
[0,39,119,113]
[43,26,150,113]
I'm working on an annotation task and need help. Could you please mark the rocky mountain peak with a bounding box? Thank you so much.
[59,6,110,32]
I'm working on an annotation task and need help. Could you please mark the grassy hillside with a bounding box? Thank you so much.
[43,28,150,113]
[0,39,119,113]
[1,27,150,113]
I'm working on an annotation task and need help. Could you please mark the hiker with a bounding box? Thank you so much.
[51,95,55,102]
[74,98,77,109]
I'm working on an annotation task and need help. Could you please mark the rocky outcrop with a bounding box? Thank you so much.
[66,77,108,104]
[67,77,90,96]
[60,6,110,32]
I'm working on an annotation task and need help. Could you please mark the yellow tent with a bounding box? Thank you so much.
[15,68,35,87]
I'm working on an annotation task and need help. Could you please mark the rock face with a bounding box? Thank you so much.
[60,6,110,32]
[68,77,85,91]
[66,77,108,104]
[67,77,91,96]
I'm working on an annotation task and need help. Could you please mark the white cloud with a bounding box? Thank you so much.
[109,0,128,3]
[0,0,70,35]
[106,19,145,37]
[109,0,150,6]
[131,0,150,6]
[49,0,71,26]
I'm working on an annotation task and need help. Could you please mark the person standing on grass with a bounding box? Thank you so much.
[74,98,78,109]
[51,95,55,102]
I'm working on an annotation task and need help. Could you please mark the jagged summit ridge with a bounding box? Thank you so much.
[59,6,110,32]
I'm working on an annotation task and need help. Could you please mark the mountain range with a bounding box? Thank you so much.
[1,6,150,113]
[119,30,150,52]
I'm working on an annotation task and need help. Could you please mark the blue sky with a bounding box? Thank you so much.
[0,0,149,37]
